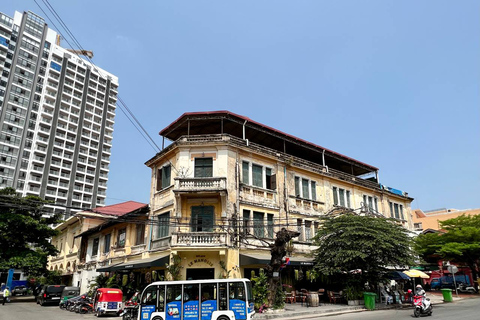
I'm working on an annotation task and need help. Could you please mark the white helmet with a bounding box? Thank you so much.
[416,284,422,289]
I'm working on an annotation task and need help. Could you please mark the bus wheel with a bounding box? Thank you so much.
[152,317,164,320]
[217,317,230,320]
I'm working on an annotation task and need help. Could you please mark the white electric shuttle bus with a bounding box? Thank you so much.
[138,278,255,320]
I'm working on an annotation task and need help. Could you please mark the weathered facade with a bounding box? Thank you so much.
[143,111,414,280]
[48,201,148,292]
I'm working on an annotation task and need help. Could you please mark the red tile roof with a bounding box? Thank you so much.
[89,201,148,216]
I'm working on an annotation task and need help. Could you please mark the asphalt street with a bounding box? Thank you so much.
[1,297,480,320]
[279,298,480,320]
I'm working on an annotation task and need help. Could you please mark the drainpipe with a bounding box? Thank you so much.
[322,150,325,168]
[147,216,154,251]
[284,165,288,228]
[375,170,380,184]
[242,120,247,141]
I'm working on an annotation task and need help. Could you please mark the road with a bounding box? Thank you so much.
[294,298,480,320]
[1,298,480,320]
[0,298,118,320]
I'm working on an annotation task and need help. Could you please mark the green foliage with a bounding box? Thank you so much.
[0,188,60,277]
[272,281,285,309]
[89,273,110,290]
[343,285,363,300]
[219,260,232,279]
[414,214,480,278]
[251,268,269,310]
[312,213,415,287]
[37,270,62,285]
[166,254,183,281]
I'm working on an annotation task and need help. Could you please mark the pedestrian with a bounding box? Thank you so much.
[2,286,10,305]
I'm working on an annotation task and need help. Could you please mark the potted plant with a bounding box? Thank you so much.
[344,286,363,306]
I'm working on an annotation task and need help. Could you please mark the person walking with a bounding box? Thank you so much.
[2,286,10,305]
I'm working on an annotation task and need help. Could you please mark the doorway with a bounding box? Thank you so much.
[186,268,215,280]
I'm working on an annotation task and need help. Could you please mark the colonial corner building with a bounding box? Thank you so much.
[49,111,413,292]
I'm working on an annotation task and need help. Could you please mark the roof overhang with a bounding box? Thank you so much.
[155,111,378,176]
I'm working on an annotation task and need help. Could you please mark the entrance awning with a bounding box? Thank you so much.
[97,254,170,272]
[240,253,314,266]
[97,262,124,272]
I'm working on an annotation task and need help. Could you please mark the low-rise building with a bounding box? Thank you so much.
[48,201,148,291]
[412,207,480,233]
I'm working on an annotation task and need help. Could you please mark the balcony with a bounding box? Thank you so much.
[173,177,227,193]
[171,232,229,247]
[239,184,278,209]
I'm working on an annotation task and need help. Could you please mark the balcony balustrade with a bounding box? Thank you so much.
[173,177,226,193]
[171,232,229,247]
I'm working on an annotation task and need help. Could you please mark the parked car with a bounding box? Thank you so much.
[36,285,66,306]
[59,286,80,309]
[12,285,28,296]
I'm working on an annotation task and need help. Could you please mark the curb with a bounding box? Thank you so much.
[255,306,366,320]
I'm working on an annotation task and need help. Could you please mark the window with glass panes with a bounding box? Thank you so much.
[243,210,250,235]
[267,214,274,238]
[332,186,351,208]
[92,237,99,256]
[252,164,263,187]
[194,158,213,177]
[305,221,312,241]
[389,202,404,220]
[104,234,111,253]
[242,161,249,184]
[363,195,379,212]
[295,176,316,200]
[253,211,264,238]
[191,206,214,232]
[135,223,145,245]
[117,228,126,247]
[297,219,303,241]
[157,212,170,238]
[242,161,276,190]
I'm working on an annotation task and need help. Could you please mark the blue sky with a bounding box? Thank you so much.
[4,1,479,211]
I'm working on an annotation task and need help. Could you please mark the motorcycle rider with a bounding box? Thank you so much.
[415,285,430,310]
[415,284,425,296]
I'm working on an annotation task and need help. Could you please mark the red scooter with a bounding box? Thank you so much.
[413,294,432,317]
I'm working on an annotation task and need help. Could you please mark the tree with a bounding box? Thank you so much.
[312,212,415,289]
[0,187,60,277]
[414,214,480,286]
[264,228,300,308]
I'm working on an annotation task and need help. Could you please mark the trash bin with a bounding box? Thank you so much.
[441,288,453,302]
[363,292,376,310]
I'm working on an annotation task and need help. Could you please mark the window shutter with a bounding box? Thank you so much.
[339,188,345,207]
[252,164,263,187]
[242,161,249,184]
[295,177,300,197]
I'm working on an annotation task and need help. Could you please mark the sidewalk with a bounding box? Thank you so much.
[255,291,478,320]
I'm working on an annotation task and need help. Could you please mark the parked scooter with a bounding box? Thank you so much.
[119,291,140,320]
[457,282,477,294]
[413,295,432,317]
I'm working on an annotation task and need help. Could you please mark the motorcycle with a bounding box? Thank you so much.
[119,291,140,320]
[413,295,432,317]
[457,282,477,294]
[79,299,94,314]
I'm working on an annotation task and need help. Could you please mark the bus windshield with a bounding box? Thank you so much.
[139,279,254,320]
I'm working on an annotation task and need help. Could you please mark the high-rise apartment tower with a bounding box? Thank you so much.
[0,11,118,218]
